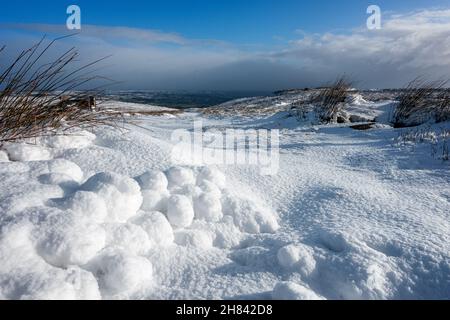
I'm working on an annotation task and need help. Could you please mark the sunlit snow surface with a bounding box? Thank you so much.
[0,94,449,300]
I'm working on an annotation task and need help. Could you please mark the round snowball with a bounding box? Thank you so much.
[81,172,143,223]
[104,223,152,255]
[136,170,168,191]
[166,195,194,228]
[37,214,106,268]
[141,189,169,212]
[130,211,174,246]
[47,159,84,182]
[89,249,153,295]
[197,180,222,198]
[174,229,213,249]
[272,282,323,300]
[193,192,223,222]
[166,167,195,188]
[277,244,316,277]
[63,191,108,223]
[196,167,226,189]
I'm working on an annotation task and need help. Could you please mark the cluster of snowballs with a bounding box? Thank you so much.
[0,153,279,299]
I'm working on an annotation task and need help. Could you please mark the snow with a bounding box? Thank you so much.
[1,95,449,300]
[36,209,106,268]
[104,223,152,256]
[194,192,223,222]
[130,211,174,247]
[167,194,195,228]
[0,150,9,162]
[5,143,52,161]
[277,244,316,277]
[87,249,153,297]
[81,172,143,223]
[166,166,196,188]
[59,191,108,224]
[136,170,168,191]
[272,282,324,300]
[196,166,226,189]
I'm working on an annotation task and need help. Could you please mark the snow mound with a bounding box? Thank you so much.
[5,143,52,161]
[277,244,316,277]
[174,229,213,249]
[272,282,324,300]
[104,223,152,255]
[166,166,195,188]
[130,211,174,246]
[36,209,106,267]
[196,166,226,189]
[38,173,80,189]
[222,194,279,234]
[166,194,195,228]
[137,170,168,191]
[193,192,223,222]
[40,130,96,149]
[88,249,153,296]
[81,172,143,223]
[319,229,350,252]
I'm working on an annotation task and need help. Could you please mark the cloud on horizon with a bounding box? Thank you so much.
[1,8,449,90]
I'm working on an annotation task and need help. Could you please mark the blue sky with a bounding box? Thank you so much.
[1,0,447,44]
[1,1,449,90]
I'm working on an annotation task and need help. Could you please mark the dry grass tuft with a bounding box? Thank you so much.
[0,37,120,146]
[392,77,448,128]
[313,76,352,123]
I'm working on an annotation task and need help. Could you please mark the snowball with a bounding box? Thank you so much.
[130,211,174,246]
[81,172,143,223]
[193,192,223,222]
[210,217,243,249]
[196,167,226,189]
[104,223,152,255]
[47,159,83,182]
[20,267,101,300]
[62,191,108,224]
[166,167,195,188]
[88,249,153,295]
[5,143,52,161]
[319,230,349,252]
[174,229,213,249]
[171,184,202,201]
[197,180,222,198]
[0,150,9,162]
[277,244,316,277]
[141,189,169,212]
[136,170,168,191]
[222,195,279,234]
[37,213,106,267]
[166,195,194,228]
[272,282,324,300]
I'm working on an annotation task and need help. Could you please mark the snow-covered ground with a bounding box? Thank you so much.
[0,94,449,300]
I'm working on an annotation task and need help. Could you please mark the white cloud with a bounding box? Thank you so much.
[1,9,449,90]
